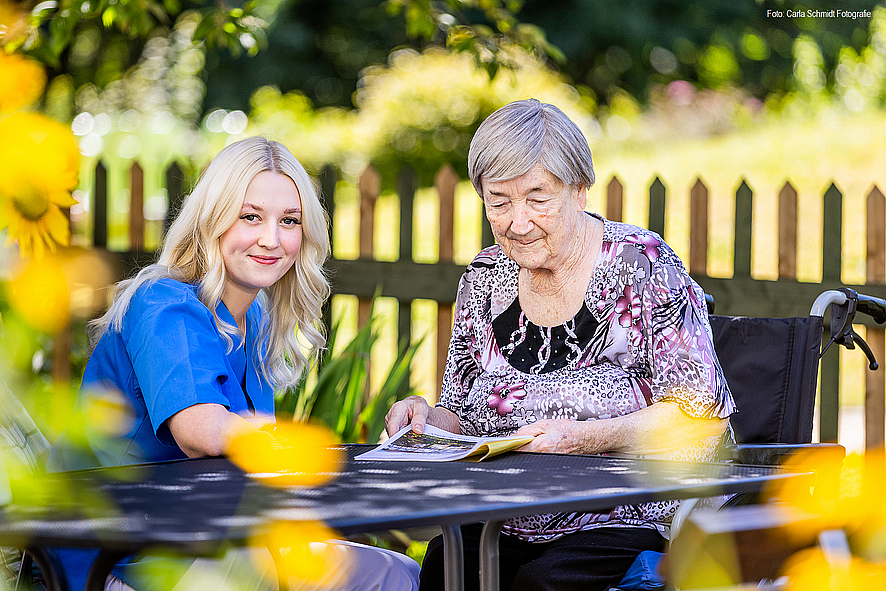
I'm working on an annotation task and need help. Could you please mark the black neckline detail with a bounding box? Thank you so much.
[492,296,599,374]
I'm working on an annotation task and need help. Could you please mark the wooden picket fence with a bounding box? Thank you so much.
[75,159,886,449]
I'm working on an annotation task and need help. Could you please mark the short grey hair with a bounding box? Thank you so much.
[467,99,595,196]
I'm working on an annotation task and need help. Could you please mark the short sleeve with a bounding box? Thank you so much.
[124,281,236,442]
[642,247,735,419]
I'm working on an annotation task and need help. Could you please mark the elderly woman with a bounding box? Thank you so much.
[386,99,734,591]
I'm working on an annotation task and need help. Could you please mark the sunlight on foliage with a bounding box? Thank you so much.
[278,296,424,444]
[227,421,343,487]
[248,46,597,185]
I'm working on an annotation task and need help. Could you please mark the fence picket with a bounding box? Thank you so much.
[93,161,108,248]
[689,178,708,276]
[866,185,886,449]
[734,180,753,278]
[606,176,623,222]
[820,183,844,443]
[648,178,666,237]
[396,166,418,352]
[357,165,380,329]
[435,165,459,397]
[130,162,145,251]
[319,165,337,334]
[778,182,798,280]
[164,162,185,234]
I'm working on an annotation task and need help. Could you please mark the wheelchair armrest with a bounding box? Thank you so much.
[732,442,845,466]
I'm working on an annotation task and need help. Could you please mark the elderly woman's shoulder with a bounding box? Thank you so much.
[466,244,502,270]
[604,219,662,242]
[602,219,684,267]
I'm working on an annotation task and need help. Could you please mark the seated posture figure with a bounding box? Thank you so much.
[386,99,734,591]
[48,137,419,591]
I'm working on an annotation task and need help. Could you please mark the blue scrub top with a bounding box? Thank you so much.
[46,278,276,591]
[48,277,275,470]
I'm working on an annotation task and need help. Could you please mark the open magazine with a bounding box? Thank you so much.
[355,424,535,462]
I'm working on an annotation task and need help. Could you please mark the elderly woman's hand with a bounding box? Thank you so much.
[514,419,597,454]
[385,396,461,437]
[385,395,433,436]
[514,404,729,456]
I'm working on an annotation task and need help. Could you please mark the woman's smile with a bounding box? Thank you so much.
[249,254,281,265]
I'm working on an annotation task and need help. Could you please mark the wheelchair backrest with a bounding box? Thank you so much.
[709,315,823,445]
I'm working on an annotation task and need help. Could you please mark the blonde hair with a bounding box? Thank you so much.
[468,98,595,196]
[90,137,331,391]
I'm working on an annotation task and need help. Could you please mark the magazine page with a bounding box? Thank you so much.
[355,424,534,462]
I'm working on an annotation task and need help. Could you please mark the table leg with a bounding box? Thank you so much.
[441,524,464,591]
[479,520,505,591]
[85,550,129,591]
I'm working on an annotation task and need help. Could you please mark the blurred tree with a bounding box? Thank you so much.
[5,0,271,89]
[517,0,881,103]
[5,0,553,116]
[203,0,560,112]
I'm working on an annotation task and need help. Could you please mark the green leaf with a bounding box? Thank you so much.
[192,14,216,43]
[101,6,116,28]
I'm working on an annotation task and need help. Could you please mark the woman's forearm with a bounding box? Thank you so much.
[427,406,461,434]
[588,401,727,455]
[516,401,727,456]
[167,403,264,458]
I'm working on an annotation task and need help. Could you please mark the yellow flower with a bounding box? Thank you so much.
[0,112,79,258]
[781,546,886,590]
[0,53,46,111]
[256,520,351,588]
[5,254,71,333]
[227,421,344,487]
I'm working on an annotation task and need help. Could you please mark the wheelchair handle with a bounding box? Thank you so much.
[811,289,886,324]
[856,293,886,324]
[811,290,847,317]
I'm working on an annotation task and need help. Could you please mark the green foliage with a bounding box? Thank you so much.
[248,46,597,186]
[517,0,883,104]
[202,0,562,114]
[406,539,429,565]
[17,0,275,90]
[387,0,564,80]
[277,300,422,443]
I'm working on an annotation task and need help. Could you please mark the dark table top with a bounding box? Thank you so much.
[0,446,799,557]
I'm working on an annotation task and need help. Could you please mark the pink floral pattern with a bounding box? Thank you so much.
[488,381,527,416]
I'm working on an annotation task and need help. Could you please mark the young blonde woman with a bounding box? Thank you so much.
[48,137,419,591]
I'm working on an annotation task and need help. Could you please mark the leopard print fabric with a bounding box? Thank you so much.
[438,214,735,541]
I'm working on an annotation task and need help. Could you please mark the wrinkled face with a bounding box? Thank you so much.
[220,171,303,305]
[482,167,586,271]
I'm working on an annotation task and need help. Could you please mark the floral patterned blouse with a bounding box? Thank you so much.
[437,214,735,542]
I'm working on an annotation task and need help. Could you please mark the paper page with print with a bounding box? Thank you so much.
[355,424,535,462]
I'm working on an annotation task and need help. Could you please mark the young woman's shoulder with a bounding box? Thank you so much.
[127,277,206,322]
[133,277,200,304]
